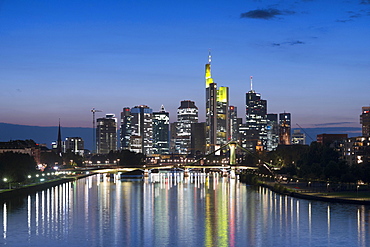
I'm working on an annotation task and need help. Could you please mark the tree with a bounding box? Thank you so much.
[0,152,36,182]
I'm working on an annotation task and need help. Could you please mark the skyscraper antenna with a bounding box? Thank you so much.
[208,49,212,64]
[250,76,253,91]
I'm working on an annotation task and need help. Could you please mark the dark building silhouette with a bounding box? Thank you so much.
[97,114,117,154]
[279,112,291,145]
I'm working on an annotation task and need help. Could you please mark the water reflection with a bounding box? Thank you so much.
[0,173,370,246]
[3,203,6,239]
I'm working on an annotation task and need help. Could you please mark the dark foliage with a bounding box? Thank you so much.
[0,152,36,182]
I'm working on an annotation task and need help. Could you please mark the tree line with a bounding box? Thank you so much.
[242,141,370,183]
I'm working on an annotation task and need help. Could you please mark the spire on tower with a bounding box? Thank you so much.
[250,76,253,91]
[160,105,166,112]
[205,50,213,88]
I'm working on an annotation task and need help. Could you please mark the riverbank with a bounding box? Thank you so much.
[0,173,91,201]
[261,181,370,205]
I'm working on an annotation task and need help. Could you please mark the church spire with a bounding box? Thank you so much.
[57,119,62,156]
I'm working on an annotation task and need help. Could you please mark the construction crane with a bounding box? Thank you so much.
[296,123,314,142]
[91,108,102,153]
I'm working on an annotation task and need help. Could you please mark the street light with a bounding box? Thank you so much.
[3,178,10,189]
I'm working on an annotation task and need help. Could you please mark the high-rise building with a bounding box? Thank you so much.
[244,77,267,151]
[120,107,131,150]
[97,114,117,154]
[229,106,239,142]
[174,100,198,154]
[216,86,230,148]
[342,136,370,166]
[152,105,170,154]
[266,113,279,151]
[64,137,84,156]
[360,106,370,137]
[205,52,230,153]
[191,122,206,156]
[291,130,305,145]
[130,105,153,155]
[279,112,291,145]
[205,52,217,153]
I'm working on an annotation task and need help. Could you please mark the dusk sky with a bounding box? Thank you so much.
[1,0,369,129]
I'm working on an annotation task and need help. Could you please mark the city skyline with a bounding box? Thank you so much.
[1,0,369,129]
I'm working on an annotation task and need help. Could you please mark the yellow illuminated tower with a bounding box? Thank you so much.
[216,86,230,147]
[205,51,217,153]
[205,52,230,153]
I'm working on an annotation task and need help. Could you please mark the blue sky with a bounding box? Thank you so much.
[1,0,369,130]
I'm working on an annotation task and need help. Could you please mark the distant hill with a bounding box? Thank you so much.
[0,122,362,151]
[0,123,93,150]
[296,126,362,143]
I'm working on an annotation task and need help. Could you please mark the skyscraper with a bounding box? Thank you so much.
[205,52,217,153]
[216,86,230,147]
[120,107,131,150]
[96,114,117,154]
[205,52,230,153]
[266,113,279,151]
[130,105,153,155]
[360,106,370,137]
[229,106,239,142]
[174,100,198,154]
[244,77,267,151]
[279,112,291,145]
[152,105,170,154]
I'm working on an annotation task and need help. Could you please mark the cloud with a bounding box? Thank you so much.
[271,40,305,46]
[289,40,305,45]
[313,122,355,127]
[240,8,295,20]
[335,19,353,23]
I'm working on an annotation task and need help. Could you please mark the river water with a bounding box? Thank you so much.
[0,173,369,247]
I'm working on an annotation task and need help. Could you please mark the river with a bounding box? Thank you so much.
[0,173,369,247]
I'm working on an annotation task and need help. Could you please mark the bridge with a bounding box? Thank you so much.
[78,142,277,179]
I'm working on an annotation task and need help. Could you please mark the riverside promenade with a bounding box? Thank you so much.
[261,180,370,205]
[0,173,91,201]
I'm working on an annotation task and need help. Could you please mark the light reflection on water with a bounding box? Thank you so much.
[0,173,369,247]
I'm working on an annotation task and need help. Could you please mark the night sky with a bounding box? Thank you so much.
[1,0,369,129]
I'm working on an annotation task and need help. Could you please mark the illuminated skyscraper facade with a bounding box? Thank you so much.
[120,107,131,150]
[205,53,230,153]
[152,105,170,154]
[97,114,117,154]
[229,106,239,142]
[266,113,279,151]
[130,105,153,155]
[279,112,291,145]
[174,100,198,154]
[216,86,230,147]
[244,77,267,151]
[360,106,370,137]
[205,53,217,153]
